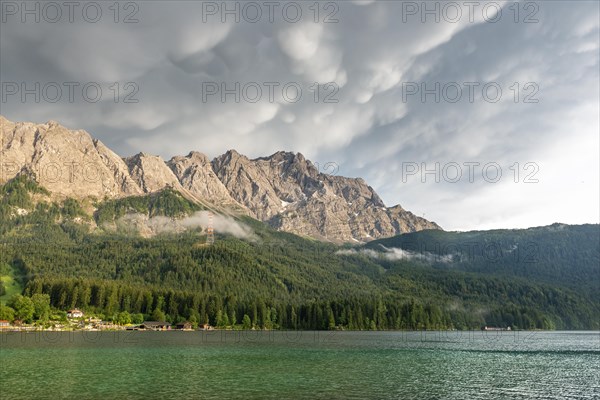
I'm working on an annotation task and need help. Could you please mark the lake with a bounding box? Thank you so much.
[1,330,598,399]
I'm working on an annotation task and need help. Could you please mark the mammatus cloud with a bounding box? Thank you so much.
[1,1,598,230]
[113,211,256,241]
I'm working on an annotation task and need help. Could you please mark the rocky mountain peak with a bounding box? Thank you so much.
[224,149,245,161]
[211,148,440,241]
[184,151,210,162]
[124,152,182,193]
[166,150,244,210]
[1,116,142,199]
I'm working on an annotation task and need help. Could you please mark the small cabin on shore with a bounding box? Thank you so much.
[0,320,10,329]
[140,321,171,331]
[198,323,213,331]
[175,321,193,331]
[67,309,84,318]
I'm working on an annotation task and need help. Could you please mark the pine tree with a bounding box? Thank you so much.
[242,314,252,329]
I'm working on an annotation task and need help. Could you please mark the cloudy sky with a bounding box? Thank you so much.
[1,0,598,231]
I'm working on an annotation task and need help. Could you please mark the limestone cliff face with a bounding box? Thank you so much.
[212,150,440,242]
[211,150,322,221]
[124,152,183,193]
[167,151,245,211]
[0,116,141,199]
[1,116,441,241]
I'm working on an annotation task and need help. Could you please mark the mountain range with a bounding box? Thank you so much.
[0,116,439,242]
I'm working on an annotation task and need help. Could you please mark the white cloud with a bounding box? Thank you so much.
[336,246,454,263]
[277,23,323,61]
[115,211,256,240]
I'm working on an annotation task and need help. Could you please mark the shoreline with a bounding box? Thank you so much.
[2,328,597,333]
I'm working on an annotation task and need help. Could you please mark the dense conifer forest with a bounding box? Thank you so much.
[1,176,598,330]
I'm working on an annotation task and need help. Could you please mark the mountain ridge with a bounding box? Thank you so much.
[0,116,441,242]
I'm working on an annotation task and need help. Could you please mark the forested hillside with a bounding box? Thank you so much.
[0,176,598,330]
[365,226,600,295]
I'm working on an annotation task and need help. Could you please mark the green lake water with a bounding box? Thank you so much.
[1,330,598,399]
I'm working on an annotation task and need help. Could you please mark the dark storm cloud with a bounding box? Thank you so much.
[1,0,598,229]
